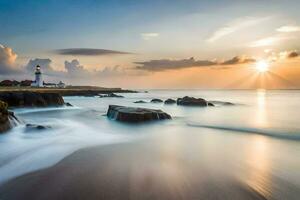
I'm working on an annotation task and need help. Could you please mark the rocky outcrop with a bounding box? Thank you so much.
[151,99,163,103]
[0,101,18,133]
[25,124,51,131]
[164,98,176,104]
[0,92,65,107]
[58,89,137,97]
[65,102,73,107]
[99,93,124,98]
[134,100,147,103]
[107,105,171,122]
[209,101,234,106]
[177,96,214,107]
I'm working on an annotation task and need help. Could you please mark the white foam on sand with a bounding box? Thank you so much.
[0,118,132,184]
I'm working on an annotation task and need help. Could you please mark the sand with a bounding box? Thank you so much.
[0,139,268,200]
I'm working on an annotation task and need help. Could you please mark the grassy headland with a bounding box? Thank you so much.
[0,86,137,96]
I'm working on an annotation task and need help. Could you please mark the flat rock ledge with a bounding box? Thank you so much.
[107,105,171,122]
[177,96,214,107]
[0,92,65,107]
[99,93,124,98]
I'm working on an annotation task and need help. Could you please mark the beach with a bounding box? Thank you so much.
[0,90,299,199]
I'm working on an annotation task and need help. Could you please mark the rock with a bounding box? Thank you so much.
[151,98,163,103]
[164,98,176,104]
[0,101,18,133]
[209,101,234,106]
[134,100,147,103]
[26,123,51,131]
[99,93,124,98]
[208,102,214,106]
[0,92,65,107]
[177,96,213,107]
[65,102,73,107]
[107,105,171,122]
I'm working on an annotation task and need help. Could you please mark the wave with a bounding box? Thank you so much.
[12,106,81,115]
[0,118,133,184]
[187,123,300,141]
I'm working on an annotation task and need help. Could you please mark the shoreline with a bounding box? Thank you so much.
[0,87,138,96]
[0,139,267,200]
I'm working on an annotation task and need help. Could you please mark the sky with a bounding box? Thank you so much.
[1,0,300,89]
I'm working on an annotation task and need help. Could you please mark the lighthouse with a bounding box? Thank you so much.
[31,65,43,87]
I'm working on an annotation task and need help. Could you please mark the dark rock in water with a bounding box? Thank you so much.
[209,101,234,106]
[164,98,176,104]
[0,101,18,133]
[107,105,171,122]
[99,93,124,98]
[151,98,163,103]
[177,96,213,107]
[208,102,214,106]
[65,102,73,107]
[134,100,147,103]
[0,92,65,107]
[26,123,51,130]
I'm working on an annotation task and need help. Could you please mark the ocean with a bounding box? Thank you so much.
[0,90,299,198]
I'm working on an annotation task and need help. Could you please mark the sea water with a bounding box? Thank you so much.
[0,90,299,197]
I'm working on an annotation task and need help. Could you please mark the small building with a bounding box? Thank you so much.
[31,65,43,87]
[0,80,20,87]
[57,81,66,88]
[0,80,13,87]
[20,80,32,86]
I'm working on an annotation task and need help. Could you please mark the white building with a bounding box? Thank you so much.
[31,65,43,87]
[57,81,66,88]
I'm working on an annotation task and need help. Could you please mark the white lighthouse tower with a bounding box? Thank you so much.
[31,65,43,87]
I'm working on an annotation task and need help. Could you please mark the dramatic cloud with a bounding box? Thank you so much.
[23,58,127,84]
[141,33,159,40]
[54,48,132,56]
[135,56,256,71]
[0,44,18,74]
[277,25,300,33]
[207,17,270,42]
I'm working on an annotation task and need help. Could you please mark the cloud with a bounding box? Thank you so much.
[64,59,125,78]
[249,35,291,47]
[277,25,300,33]
[25,58,54,73]
[287,51,299,58]
[277,50,299,59]
[207,17,270,42]
[64,59,88,77]
[220,56,256,65]
[0,44,18,74]
[135,56,256,71]
[54,48,132,56]
[135,57,216,71]
[141,33,159,40]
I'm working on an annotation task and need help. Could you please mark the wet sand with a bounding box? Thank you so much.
[0,137,272,200]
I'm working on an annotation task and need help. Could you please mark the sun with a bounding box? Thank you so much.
[256,60,269,73]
